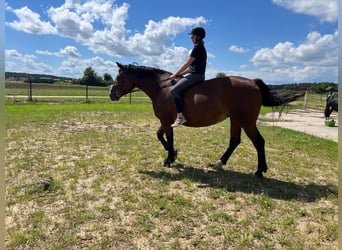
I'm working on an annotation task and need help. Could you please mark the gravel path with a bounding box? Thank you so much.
[260,109,338,142]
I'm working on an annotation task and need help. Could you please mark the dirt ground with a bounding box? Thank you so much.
[260,109,338,142]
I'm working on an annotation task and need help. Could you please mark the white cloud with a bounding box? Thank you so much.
[6,6,57,34]
[126,16,206,57]
[6,1,207,73]
[36,50,55,56]
[6,48,116,77]
[58,56,117,77]
[49,8,94,40]
[5,49,53,74]
[5,49,22,58]
[229,45,250,54]
[251,31,337,68]
[212,30,338,83]
[87,15,206,59]
[248,31,338,83]
[272,0,338,23]
[141,46,190,72]
[36,46,81,58]
[60,46,81,58]
[45,0,206,61]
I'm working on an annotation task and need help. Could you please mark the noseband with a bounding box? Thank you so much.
[111,69,127,98]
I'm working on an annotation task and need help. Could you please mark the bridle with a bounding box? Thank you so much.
[114,85,124,99]
[111,69,126,98]
[110,70,140,99]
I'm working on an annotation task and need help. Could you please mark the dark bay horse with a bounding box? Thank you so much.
[324,93,338,119]
[110,63,304,178]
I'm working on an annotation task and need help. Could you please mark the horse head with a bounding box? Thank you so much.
[109,62,136,101]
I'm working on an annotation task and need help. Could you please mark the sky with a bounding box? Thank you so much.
[4,0,338,84]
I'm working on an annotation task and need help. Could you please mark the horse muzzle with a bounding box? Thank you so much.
[109,85,123,101]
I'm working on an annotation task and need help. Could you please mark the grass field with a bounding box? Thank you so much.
[5,101,337,249]
[5,81,149,105]
[5,81,108,97]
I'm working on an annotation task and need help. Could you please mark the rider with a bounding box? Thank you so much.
[169,27,207,127]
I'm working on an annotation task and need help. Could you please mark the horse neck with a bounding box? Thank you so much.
[135,78,160,101]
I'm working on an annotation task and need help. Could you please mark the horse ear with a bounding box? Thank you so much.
[116,62,123,69]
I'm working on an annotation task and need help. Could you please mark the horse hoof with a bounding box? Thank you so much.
[163,160,171,167]
[254,171,263,179]
[209,160,223,170]
[174,149,178,159]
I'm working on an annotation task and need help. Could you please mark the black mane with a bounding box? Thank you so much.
[125,64,171,78]
[119,64,180,88]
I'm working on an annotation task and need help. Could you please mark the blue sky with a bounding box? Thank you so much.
[5,0,338,84]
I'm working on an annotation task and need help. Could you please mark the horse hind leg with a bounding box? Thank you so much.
[242,124,267,178]
[213,119,241,170]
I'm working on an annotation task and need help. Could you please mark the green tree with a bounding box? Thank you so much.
[216,72,226,78]
[80,67,105,86]
[103,73,114,86]
[81,67,96,86]
[104,73,113,81]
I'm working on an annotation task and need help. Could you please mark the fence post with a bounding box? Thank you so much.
[86,84,89,101]
[28,80,33,102]
[303,90,307,108]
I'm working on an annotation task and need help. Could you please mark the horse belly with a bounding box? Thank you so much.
[182,95,230,127]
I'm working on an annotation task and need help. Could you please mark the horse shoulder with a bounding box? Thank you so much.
[152,87,175,118]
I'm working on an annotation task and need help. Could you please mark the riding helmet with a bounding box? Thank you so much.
[189,27,206,39]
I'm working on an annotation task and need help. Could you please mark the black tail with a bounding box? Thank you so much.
[255,79,305,107]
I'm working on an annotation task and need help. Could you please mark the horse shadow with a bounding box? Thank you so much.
[139,164,337,202]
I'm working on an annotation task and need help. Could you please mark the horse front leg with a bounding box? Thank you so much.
[157,127,168,150]
[324,105,332,119]
[157,126,177,167]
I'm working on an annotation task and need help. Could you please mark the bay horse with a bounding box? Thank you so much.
[110,63,304,178]
[324,93,338,119]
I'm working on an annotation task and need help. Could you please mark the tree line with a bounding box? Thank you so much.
[72,67,114,86]
[6,67,114,87]
[5,72,73,83]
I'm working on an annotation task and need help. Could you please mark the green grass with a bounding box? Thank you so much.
[5,81,108,96]
[5,81,151,106]
[5,81,150,97]
[5,102,337,249]
[4,102,274,127]
[5,102,152,127]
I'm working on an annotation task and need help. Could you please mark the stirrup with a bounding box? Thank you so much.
[171,117,187,127]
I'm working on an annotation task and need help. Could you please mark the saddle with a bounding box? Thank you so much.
[159,74,184,88]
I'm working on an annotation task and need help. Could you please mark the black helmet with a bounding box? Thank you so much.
[189,27,206,39]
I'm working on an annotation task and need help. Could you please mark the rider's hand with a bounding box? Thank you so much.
[168,74,177,80]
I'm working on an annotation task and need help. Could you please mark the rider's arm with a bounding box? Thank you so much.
[169,57,195,79]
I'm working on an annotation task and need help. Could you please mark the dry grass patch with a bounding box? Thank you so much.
[5,105,337,249]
